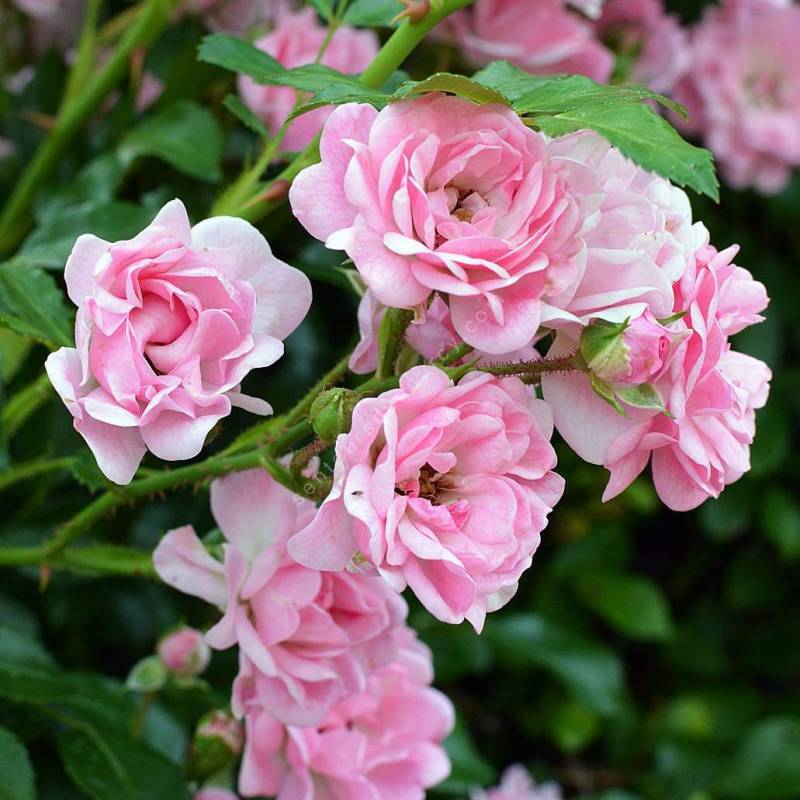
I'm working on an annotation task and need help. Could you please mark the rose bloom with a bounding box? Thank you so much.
[154,469,408,726]
[673,0,800,193]
[595,0,690,94]
[157,627,211,677]
[542,131,695,331]
[290,95,600,354]
[542,226,770,511]
[239,635,454,799]
[449,0,613,82]
[238,6,378,152]
[45,200,311,484]
[472,765,563,800]
[289,365,564,631]
[349,293,538,376]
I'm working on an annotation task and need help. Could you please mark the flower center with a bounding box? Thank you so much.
[394,463,454,505]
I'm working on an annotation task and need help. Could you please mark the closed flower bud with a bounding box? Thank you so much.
[157,627,210,678]
[309,387,360,442]
[581,313,672,387]
[188,710,244,779]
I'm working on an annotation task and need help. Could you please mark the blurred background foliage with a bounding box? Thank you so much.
[1,1,799,798]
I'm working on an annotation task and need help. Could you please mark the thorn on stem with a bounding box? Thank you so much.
[391,0,431,24]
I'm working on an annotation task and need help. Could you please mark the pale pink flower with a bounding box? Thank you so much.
[157,627,211,677]
[0,138,14,163]
[289,366,564,631]
[674,0,800,193]
[13,0,60,17]
[45,200,311,484]
[569,0,604,18]
[195,789,239,800]
[290,95,600,354]
[450,0,613,82]
[542,131,695,330]
[473,765,563,800]
[349,293,537,375]
[542,229,770,510]
[237,6,378,152]
[154,469,407,726]
[595,0,690,94]
[238,637,453,799]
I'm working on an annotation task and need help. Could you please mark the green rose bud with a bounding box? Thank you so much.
[309,388,360,442]
[188,710,244,779]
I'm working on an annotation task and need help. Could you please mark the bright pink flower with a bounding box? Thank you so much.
[543,131,695,330]
[542,229,770,510]
[157,626,211,677]
[195,789,239,800]
[238,636,453,799]
[450,0,613,82]
[673,0,800,193]
[154,469,407,726]
[289,366,564,631]
[473,765,563,800]
[45,200,311,484]
[237,7,378,152]
[290,95,599,354]
[595,0,690,94]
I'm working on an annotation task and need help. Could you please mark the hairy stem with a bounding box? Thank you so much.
[0,456,73,491]
[480,352,586,379]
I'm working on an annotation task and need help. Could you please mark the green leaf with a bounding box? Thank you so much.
[486,614,625,715]
[720,718,800,799]
[548,698,601,754]
[222,94,270,138]
[616,383,666,412]
[198,34,283,83]
[471,62,717,199]
[120,101,223,181]
[590,372,626,416]
[473,61,683,114]
[0,726,35,800]
[19,201,161,270]
[393,72,510,106]
[287,81,389,123]
[575,571,674,640]
[0,260,73,349]
[343,0,401,26]
[58,725,191,800]
[69,450,108,493]
[536,104,718,201]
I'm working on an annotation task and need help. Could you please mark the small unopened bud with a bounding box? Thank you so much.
[194,790,238,800]
[309,387,360,442]
[157,627,210,678]
[580,313,673,387]
[126,655,168,692]
[188,710,244,779]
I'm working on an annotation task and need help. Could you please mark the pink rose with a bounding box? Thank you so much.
[542,230,770,510]
[543,131,695,330]
[673,0,800,193]
[45,200,311,484]
[154,469,407,726]
[289,366,564,631]
[350,293,538,375]
[290,95,599,354]
[195,790,239,800]
[473,765,563,800]
[237,7,378,152]
[157,626,211,677]
[196,710,244,755]
[595,0,690,94]
[450,0,613,82]
[239,638,453,799]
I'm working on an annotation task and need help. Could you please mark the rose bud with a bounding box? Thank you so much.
[157,627,210,678]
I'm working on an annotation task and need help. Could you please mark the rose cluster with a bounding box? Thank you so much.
[41,22,772,793]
